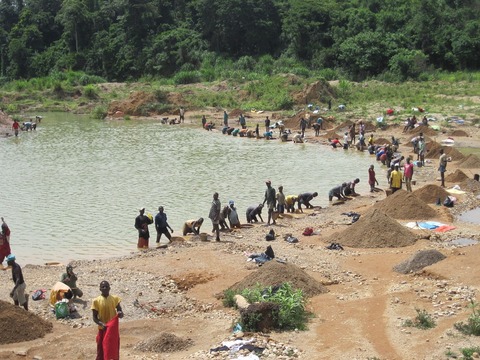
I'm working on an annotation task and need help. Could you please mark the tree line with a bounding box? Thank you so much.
[0,0,479,83]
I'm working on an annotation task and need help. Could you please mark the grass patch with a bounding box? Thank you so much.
[223,282,310,331]
[403,308,436,330]
[460,346,480,360]
[455,300,480,336]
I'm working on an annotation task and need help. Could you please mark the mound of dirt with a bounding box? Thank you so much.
[413,185,450,204]
[0,300,53,344]
[229,109,244,118]
[292,79,337,105]
[410,125,438,136]
[328,208,417,248]
[450,129,469,137]
[456,154,480,169]
[322,130,342,139]
[445,169,469,183]
[282,111,308,129]
[373,190,437,219]
[0,110,13,126]
[108,91,157,116]
[134,333,193,353]
[393,250,446,274]
[333,120,354,132]
[229,260,327,298]
[373,137,392,145]
[460,178,480,193]
[170,272,215,291]
[426,142,465,161]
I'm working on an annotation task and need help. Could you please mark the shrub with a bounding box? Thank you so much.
[461,347,480,360]
[83,85,98,99]
[223,283,309,331]
[455,300,480,336]
[173,71,201,85]
[403,308,436,330]
[91,106,107,120]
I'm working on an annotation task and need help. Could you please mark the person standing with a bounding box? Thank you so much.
[239,114,246,129]
[439,148,448,187]
[390,165,403,193]
[255,123,260,138]
[328,99,332,110]
[179,107,185,123]
[12,119,20,137]
[223,111,229,127]
[264,116,270,133]
[300,118,307,138]
[349,123,356,145]
[201,115,207,128]
[91,281,123,360]
[155,206,173,244]
[134,207,153,248]
[227,201,241,229]
[276,186,286,214]
[418,138,426,166]
[263,180,277,225]
[7,254,28,310]
[60,265,83,299]
[403,157,414,192]
[209,193,221,241]
[368,165,379,192]
[0,217,11,264]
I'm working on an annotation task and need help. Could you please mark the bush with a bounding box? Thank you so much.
[83,85,98,99]
[403,308,436,330]
[461,347,480,360]
[388,49,428,81]
[224,283,309,331]
[91,106,107,120]
[173,71,201,84]
[455,300,480,336]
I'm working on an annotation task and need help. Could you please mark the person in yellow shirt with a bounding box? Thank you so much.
[285,195,298,213]
[389,165,403,193]
[91,281,123,360]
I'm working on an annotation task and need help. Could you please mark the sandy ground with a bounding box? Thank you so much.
[1,110,480,360]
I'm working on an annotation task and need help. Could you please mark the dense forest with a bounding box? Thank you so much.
[0,0,479,83]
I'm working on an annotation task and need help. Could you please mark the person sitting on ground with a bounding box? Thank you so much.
[344,179,360,196]
[227,200,241,229]
[246,245,275,264]
[297,192,318,212]
[285,195,298,213]
[182,218,204,236]
[60,265,83,299]
[329,183,347,202]
[390,165,403,193]
[246,204,264,223]
[330,137,341,148]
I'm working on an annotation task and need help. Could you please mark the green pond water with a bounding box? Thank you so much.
[1,113,378,265]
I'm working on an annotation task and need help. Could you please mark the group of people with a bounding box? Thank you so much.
[10,116,41,136]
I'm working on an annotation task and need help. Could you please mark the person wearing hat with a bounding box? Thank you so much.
[263,180,277,225]
[227,200,241,229]
[155,206,173,244]
[60,265,83,299]
[7,254,28,310]
[135,207,153,248]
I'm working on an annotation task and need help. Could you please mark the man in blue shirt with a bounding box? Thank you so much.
[155,206,173,243]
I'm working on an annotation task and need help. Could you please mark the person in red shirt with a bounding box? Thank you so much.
[12,120,20,136]
[330,138,341,148]
[403,157,414,192]
[368,165,379,192]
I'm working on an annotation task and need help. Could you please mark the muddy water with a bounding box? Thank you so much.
[1,113,377,265]
[458,207,480,225]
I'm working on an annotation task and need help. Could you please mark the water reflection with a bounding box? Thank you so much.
[1,113,376,265]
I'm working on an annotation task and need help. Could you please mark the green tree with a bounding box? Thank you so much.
[56,0,90,53]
